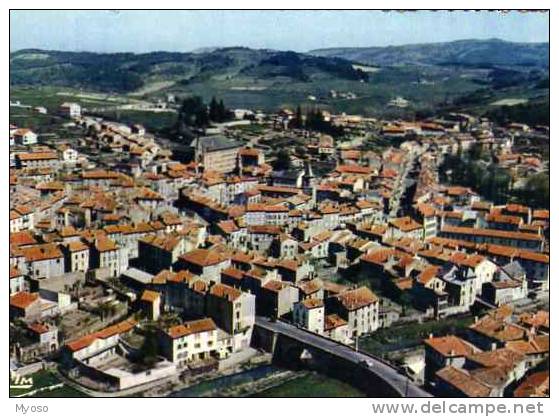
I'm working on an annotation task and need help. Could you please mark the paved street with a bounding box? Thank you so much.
[255,317,431,397]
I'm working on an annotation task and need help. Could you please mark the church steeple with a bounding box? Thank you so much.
[303,158,314,186]
[302,158,317,206]
[235,150,243,175]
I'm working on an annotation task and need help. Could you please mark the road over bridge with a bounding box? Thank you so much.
[255,317,431,397]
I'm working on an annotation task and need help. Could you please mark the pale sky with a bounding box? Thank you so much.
[10,10,549,53]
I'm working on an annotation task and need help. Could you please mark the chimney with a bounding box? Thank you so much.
[429,333,433,339]
[530,326,536,335]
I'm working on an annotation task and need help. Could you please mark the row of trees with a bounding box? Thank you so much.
[484,101,550,127]
[175,96,232,139]
[514,172,550,210]
[439,147,512,205]
[208,97,231,123]
[439,145,549,208]
[290,106,344,137]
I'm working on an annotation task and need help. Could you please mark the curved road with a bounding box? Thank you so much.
[256,317,431,398]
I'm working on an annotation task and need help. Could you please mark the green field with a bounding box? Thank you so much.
[254,373,366,397]
[10,106,84,140]
[161,66,482,117]
[10,86,126,113]
[9,106,61,131]
[358,315,475,356]
[92,109,177,133]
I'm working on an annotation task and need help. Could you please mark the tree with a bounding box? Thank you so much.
[291,105,303,129]
[439,151,512,205]
[139,330,159,367]
[273,149,292,171]
[514,172,550,209]
[304,107,344,137]
[468,142,486,161]
[176,96,208,132]
[218,99,228,122]
[399,293,413,316]
[208,96,219,122]
[207,97,231,123]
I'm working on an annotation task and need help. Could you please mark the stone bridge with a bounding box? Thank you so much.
[252,317,431,397]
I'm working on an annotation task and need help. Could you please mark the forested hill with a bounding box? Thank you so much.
[310,39,549,68]
[10,47,369,93]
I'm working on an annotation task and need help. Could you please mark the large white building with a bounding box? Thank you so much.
[293,298,324,335]
[160,318,218,367]
[12,128,38,146]
[206,283,256,351]
[326,286,380,338]
[59,102,81,118]
[63,318,137,364]
[193,136,243,174]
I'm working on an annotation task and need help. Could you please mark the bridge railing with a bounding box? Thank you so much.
[257,316,430,397]
[272,317,404,373]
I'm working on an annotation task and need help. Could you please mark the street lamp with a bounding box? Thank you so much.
[404,374,409,397]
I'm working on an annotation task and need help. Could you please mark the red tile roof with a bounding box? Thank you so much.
[66,318,137,352]
[167,318,216,339]
[209,283,241,302]
[389,216,422,232]
[17,152,58,161]
[140,290,160,303]
[436,366,492,397]
[21,244,63,262]
[424,335,478,357]
[513,371,549,397]
[10,292,39,309]
[335,286,378,311]
[335,165,372,175]
[10,231,38,247]
[442,225,544,242]
[10,266,22,279]
[301,298,324,309]
[180,248,229,267]
[324,314,347,330]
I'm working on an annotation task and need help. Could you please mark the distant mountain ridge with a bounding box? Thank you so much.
[10,47,369,93]
[310,39,549,67]
[10,40,549,115]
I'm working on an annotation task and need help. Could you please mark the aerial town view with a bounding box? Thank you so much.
[8,9,550,402]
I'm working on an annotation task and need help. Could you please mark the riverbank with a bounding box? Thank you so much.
[144,353,274,397]
[164,365,367,398]
[252,372,367,398]
[168,365,297,397]
[46,351,369,398]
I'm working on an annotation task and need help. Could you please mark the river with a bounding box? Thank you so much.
[168,365,366,398]
[168,365,280,397]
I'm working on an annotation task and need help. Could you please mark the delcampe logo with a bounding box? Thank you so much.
[10,371,34,390]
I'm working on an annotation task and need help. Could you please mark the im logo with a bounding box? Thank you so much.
[10,371,34,389]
